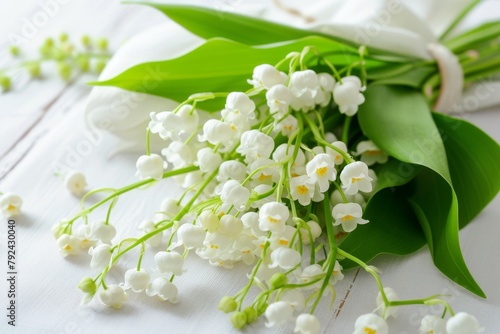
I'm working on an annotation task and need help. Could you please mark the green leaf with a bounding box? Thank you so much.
[92,37,370,111]
[357,85,484,296]
[445,20,500,53]
[433,113,500,228]
[368,65,436,88]
[137,3,315,46]
[340,159,424,269]
[409,169,485,297]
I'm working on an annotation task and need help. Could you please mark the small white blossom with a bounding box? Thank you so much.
[300,220,322,244]
[340,161,373,195]
[218,214,244,238]
[353,314,388,334]
[197,210,220,233]
[89,244,112,269]
[0,192,22,218]
[172,224,205,249]
[275,115,298,137]
[57,234,79,257]
[294,314,321,334]
[74,224,96,250]
[220,180,250,209]
[162,141,194,168]
[355,140,388,166]
[269,225,297,250]
[146,278,179,303]
[259,202,290,233]
[177,104,199,134]
[306,153,336,192]
[198,119,232,145]
[332,203,369,232]
[269,247,301,270]
[326,141,348,165]
[376,287,400,318]
[290,175,315,206]
[196,148,223,173]
[266,84,293,116]
[237,130,274,163]
[265,301,294,328]
[446,312,483,334]
[330,190,367,210]
[315,73,336,106]
[123,269,150,292]
[64,171,87,196]
[420,315,446,334]
[241,212,266,237]
[249,158,280,185]
[251,184,275,209]
[90,221,116,244]
[100,284,127,309]
[155,251,185,276]
[138,220,163,247]
[330,260,345,285]
[148,111,182,140]
[299,264,324,290]
[290,70,320,111]
[225,92,256,119]
[218,160,247,183]
[136,154,165,180]
[280,289,305,312]
[333,76,365,116]
[248,64,287,90]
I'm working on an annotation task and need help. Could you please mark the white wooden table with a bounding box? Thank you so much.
[0,1,499,333]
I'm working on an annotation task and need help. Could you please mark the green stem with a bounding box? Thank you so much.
[342,116,352,144]
[146,129,151,156]
[440,0,482,41]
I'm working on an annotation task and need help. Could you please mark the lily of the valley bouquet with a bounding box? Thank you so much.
[47,1,500,333]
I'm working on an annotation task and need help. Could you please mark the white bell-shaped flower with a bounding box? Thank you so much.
[237,130,275,163]
[269,247,301,270]
[225,92,256,119]
[173,224,205,249]
[376,287,400,318]
[299,264,324,290]
[290,70,320,111]
[325,141,348,166]
[90,220,116,244]
[353,314,389,334]
[100,284,127,309]
[300,220,322,244]
[290,175,315,206]
[218,214,244,238]
[154,251,184,276]
[330,189,367,210]
[220,180,250,210]
[162,141,194,168]
[199,119,233,145]
[315,73,336,106]
[218,160,247,183]
[89,244,112,269]
[64,171,87,196]
[57,234,79,257]
[419,315,446,334]
[123,268,150,292]
[259,202,290,233]
[275,115,298,137]
[446,312,482,334]
[148,111,182,141]
[333,76,365,116]
[332,203,369,232]
[355,140,388,166]
[0,192,22,218]
[241,212,266,237]
[294,313,321,334]
[136,154,165,180]
[340,161,373,195]
[251,184,275,209]
[177,104,199,134]
[146,278,178,303]
[248,64,286,90]
[265,301,294,328]
[280,289,305,312]
[266,84,293,116]
[306,153,337,192]
[196,148,223,173]
[330,260,345,285]
[74,224,96,250]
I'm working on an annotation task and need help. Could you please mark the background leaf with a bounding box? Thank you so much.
[93,37,382,111]
[356,85,484,296]
[433,113,500,228]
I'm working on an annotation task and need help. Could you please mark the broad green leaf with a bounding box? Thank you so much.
[445,21,500,53]
[357,85,483,296]
[92,37,377,111]
[409,169,485,297]
[368,66,436,88]
[340,159,424,269]
[137,3,316,46]
[433,113,500,228]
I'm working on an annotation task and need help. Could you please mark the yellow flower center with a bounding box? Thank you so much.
[365,150,382,156]
[364,328,376,334]
[342,215,354,222]
[64,245,72,251]
[278,239,289,246]
[258,173,272,181]
[283,125,293,131]
[7,204,16,211]
[316,166,328,177]
[209,244,219,249]
[351,177,363,183]
[267,216,280,223]
[242,250,251,254]
[297,185,309,195]
[230,124,237,131]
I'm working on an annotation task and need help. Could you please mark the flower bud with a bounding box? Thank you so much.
[244,306,258,323]
[269,273,288,290]
[218,296,237,313]
[78,276,97,295]
[230,311,247,330]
